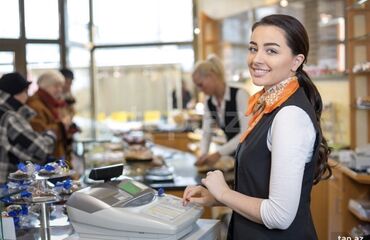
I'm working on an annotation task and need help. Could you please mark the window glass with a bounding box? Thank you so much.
[94,45,193,70]
[25,0,59,39]
[94,45,193,124]
[26,44,60,69]
[0,0,20,38]
[66,0,90,43]
[0,51,15,76]
[68,47,90,68]
[93,0,193,44]
[157,0,193,42]
[26,44,60,94]
[67,47,93,137]
[95,64,182,124]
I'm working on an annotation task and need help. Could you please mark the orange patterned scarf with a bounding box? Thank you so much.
[240,76,299,142]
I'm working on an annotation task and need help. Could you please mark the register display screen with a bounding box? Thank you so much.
[119,181,142,195]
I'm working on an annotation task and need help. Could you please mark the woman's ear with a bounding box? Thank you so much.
[292,54,305,72]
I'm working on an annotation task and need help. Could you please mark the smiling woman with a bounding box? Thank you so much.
[183,14,332,240]
[247,25,305,89]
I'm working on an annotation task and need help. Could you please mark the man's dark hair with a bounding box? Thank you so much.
[60,68,74,80]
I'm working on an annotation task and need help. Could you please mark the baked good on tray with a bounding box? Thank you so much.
[197,156,235,173]
[9,170,31,180]
[31,189,57,202]
[38,168,56,176]
[125,145,153,161]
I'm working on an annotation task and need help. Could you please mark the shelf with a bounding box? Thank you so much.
[354,104,370,110]
[350,70,370,75]
[349,33,370,43]
[311,74,348,81]
[349,205,370,222]
[342,167,370,184]
[347,0,369,11]
[329,159,370,184]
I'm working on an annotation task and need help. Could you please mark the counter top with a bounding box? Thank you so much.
[82,144,235,191]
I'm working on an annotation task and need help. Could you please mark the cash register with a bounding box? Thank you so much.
[66,165,203,240]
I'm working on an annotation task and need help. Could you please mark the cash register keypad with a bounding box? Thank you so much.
[143,196,191,221]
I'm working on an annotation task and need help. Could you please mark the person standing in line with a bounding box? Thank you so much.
[59,68,80,163]
[193,54,249,166]
[27,71,73,164]
[0,72,56,183]
[59,68,76,116]
[172,80,192,109]
[183,14,331,239]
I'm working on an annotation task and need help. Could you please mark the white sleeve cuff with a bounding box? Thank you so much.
[260,199,292,230]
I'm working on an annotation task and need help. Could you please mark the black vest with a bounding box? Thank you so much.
[207,87,240,141]
[227,88,320,240]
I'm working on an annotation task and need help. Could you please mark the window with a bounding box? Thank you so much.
[94,45,193,121]
[24,0,59,39]
[26,43,60,94]
[93,0,193,44]
[0,1,20,38]
[0,52,15,76]
[94,45,193,69]
[26,44,60,69]
[67,47,91,119]
[67,0,90,44]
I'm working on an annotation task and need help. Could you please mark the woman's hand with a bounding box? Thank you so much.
[182,185,217,207]
[202,170,230,203]
[195,152,221,166]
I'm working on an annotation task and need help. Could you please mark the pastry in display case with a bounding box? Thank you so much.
[123,134,146,146]
[85,150,125,168]
[8,170,32,181]
[124,145,154,162]
[54,179,81,196]
[84,142,125,168]
[144,166,174,182]
[29,188,58,202]
[196,156,235,173]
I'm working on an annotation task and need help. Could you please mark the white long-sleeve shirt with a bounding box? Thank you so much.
[260,105,316,229]
[200,86,249,156]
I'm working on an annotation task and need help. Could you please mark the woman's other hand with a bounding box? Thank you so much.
[202,170,230,203]
[182,185,217,207]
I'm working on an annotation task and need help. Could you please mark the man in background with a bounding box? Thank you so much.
[60,68,80,165]
[60,68,76,115]
[172,80,192,109]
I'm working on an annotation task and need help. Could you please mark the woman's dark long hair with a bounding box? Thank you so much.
[252,14,331,184]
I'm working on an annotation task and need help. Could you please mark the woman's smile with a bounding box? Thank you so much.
[250,66,271,78]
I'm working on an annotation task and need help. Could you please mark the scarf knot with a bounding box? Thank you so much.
[241,76,299,142]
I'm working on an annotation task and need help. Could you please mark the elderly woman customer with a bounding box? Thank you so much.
[27,71,73,164]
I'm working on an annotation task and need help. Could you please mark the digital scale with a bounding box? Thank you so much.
[66,178,203,240]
